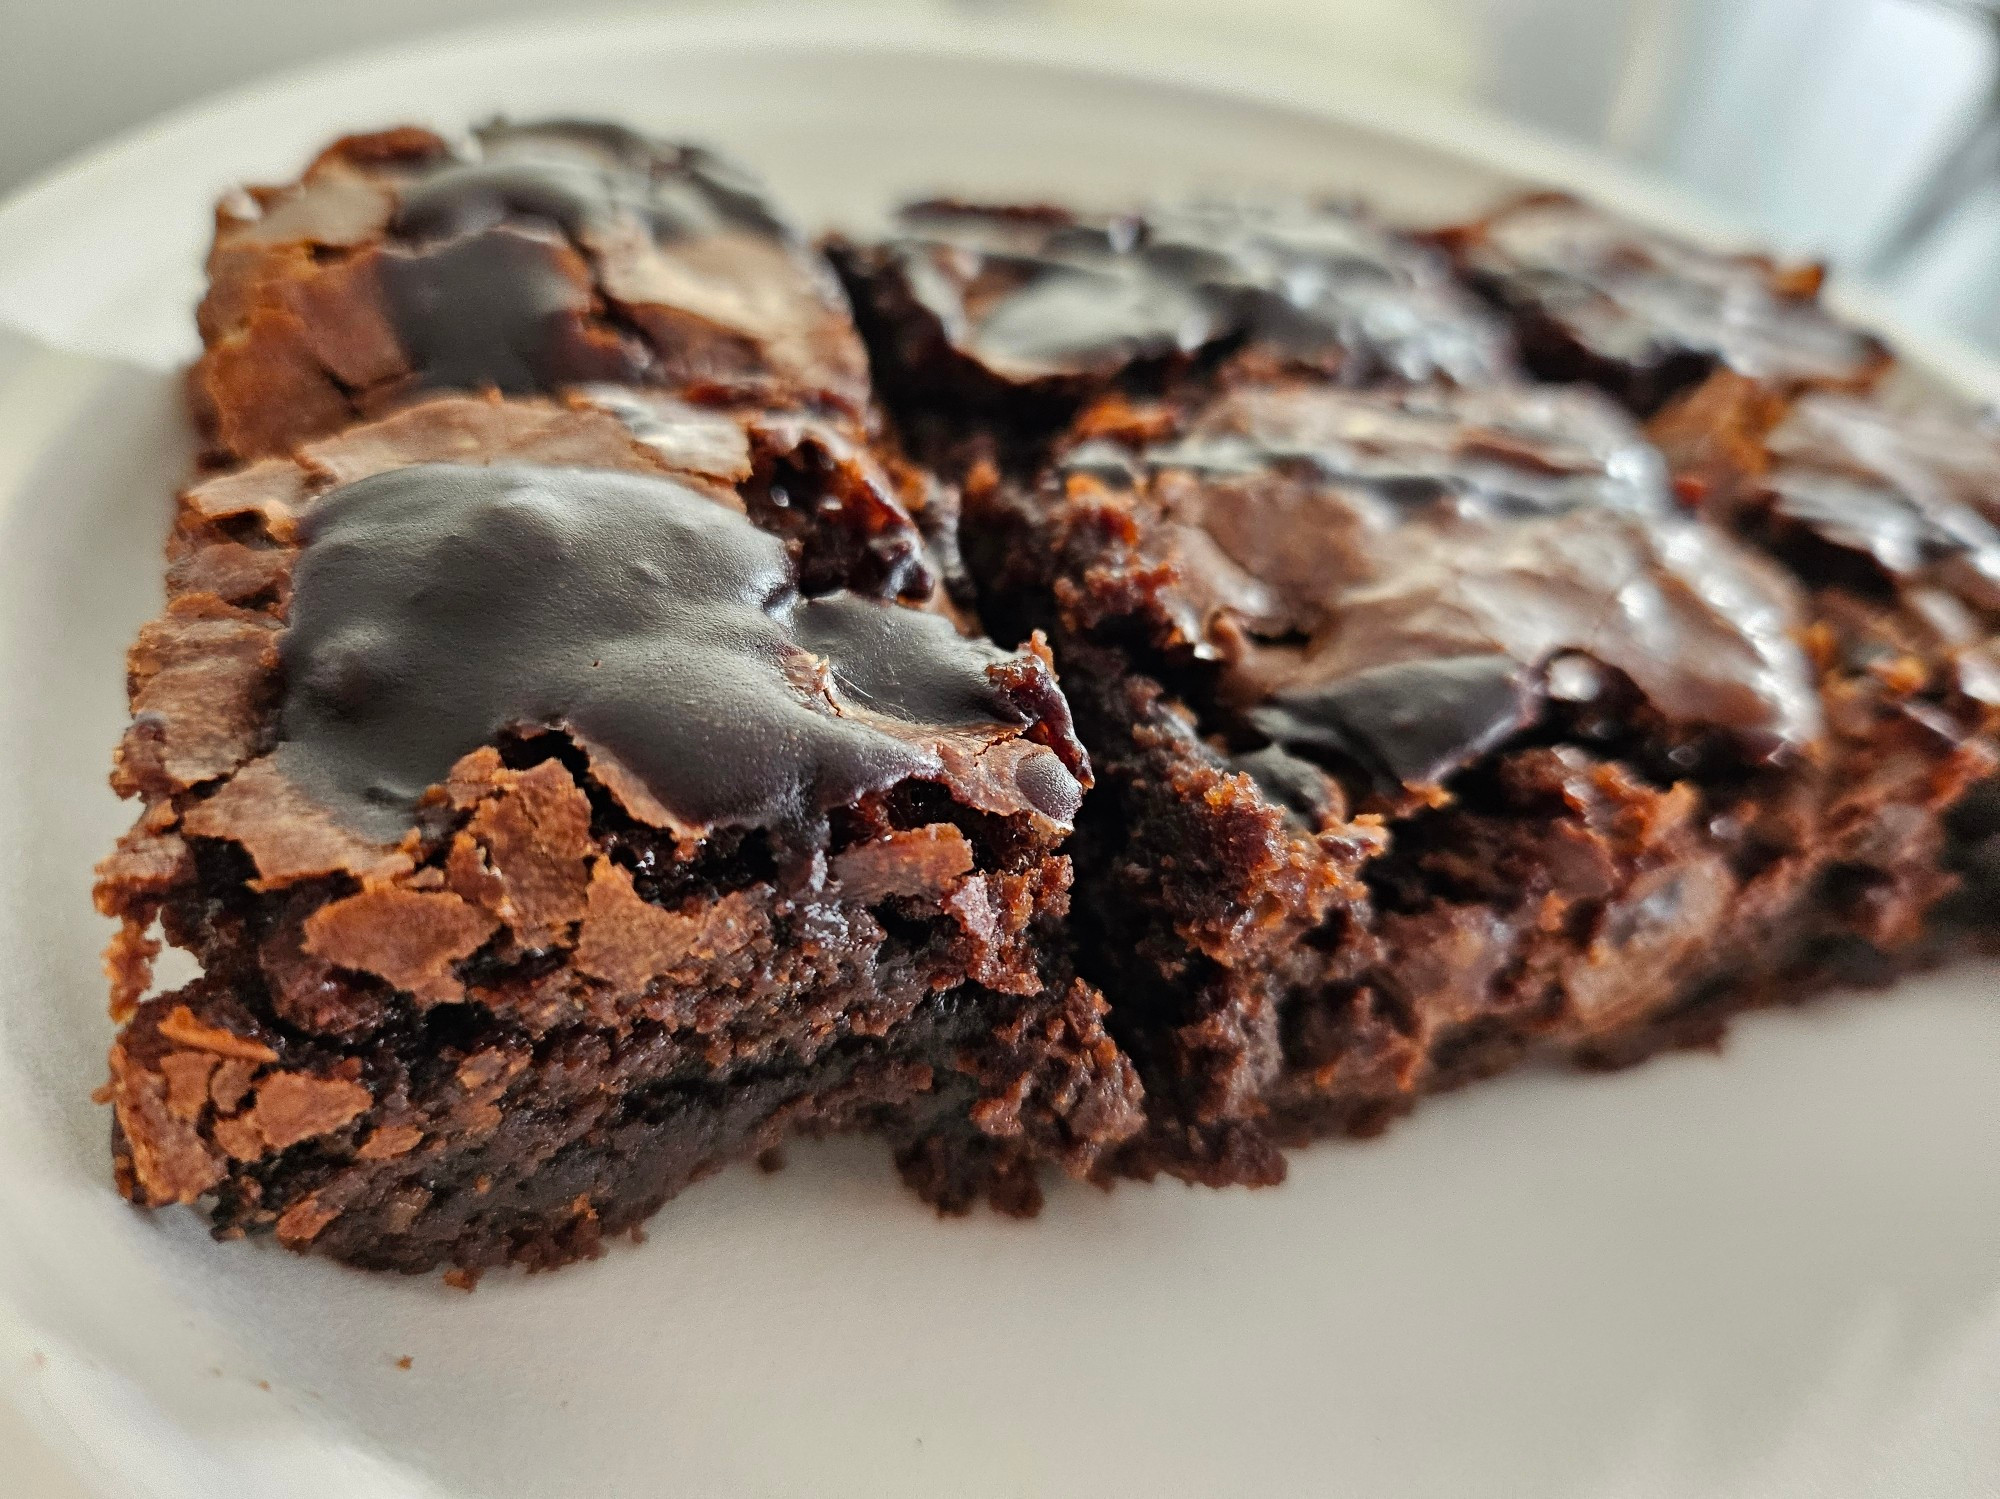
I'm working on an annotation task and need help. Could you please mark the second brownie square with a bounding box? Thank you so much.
[957,372,1986,1184]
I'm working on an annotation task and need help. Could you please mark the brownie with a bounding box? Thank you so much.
[953,374,1990,1182]
[191,120,873,463]
[1651,371,2000,929]
[1442,194,1892,416]
[95,394,1141,1274]
[101,126,2000,1273]
[831,197,1514,466]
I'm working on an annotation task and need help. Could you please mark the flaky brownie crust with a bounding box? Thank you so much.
[95,395,1141,1274]
[1651,370,2000,931]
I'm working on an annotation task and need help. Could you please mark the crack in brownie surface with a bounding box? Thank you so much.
[832,197,1513,463]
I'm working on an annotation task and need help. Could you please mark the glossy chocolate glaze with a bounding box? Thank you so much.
[1457,196,1885,410]
[278,464,1074,840]
[867,198,1512,390]
[1760,393,2000,613]
[379,228,641,395]
[1064,382,1822,793]
[372,120,850,403]
[392,124,785,245]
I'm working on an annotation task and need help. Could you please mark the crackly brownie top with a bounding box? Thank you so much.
[1453,196,1887,407]
[1754,392,2000,615]
[281,461,1080,839]
[200,118,870,444]
[1054,380,1823,796]
[852,198,1512,390]
[119,394,1084,857]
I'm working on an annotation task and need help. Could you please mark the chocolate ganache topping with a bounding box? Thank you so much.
[1061,381,1823,794]
[372,119,867,406]
[278,463,1081,841]
[876,198,1511,389]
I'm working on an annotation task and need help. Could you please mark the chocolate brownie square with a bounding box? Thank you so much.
[1442,194,1892,416]
[958,373,1989,1182]
[191,120,873,463]
[95,393,1140,1274]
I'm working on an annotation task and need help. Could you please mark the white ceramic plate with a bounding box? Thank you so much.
[3,9,1997,1497]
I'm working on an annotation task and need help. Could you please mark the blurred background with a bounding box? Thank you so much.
[2,0,1998,351]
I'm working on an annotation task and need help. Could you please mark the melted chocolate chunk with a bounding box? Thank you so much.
[1102,382,1668,519]
[278,464,1068,840]
[1456,196,1886,412]
[1068,382,1821,791]
[872,198,1511,390]
[379,230,641,394]
[1231,744,1343,823]
[1248,655,1540,789]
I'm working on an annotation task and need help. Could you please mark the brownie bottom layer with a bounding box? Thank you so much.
[110,975,1140,1277]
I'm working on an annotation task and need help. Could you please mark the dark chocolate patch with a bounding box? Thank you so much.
[394,125,786,246]
[373,120,809,400]
[791,594,1016,727]
[1232,744,1343,822]
[378,229,641,394]
[278,464,1070,840]
[393,161,617,244]
[1127,383,1668,519]
[1760,395,2000,611]
[1249,655,1539,789]
[961,260,1225,380]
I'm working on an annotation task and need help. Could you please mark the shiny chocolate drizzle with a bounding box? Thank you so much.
[1760,393,2000,613]
[277,464,1077,840]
